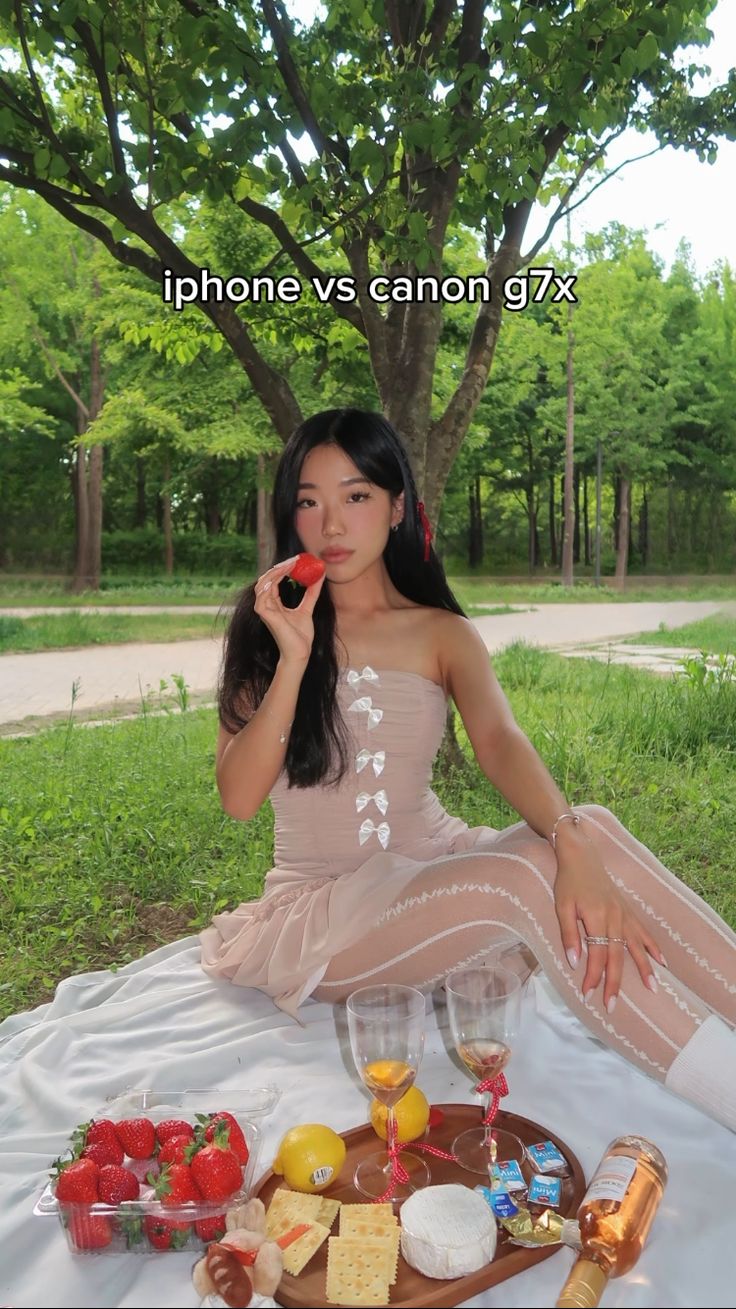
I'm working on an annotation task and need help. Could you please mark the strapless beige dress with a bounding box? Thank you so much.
[200,665,513,1018]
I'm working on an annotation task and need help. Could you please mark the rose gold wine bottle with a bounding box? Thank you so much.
[556,1135,668,1308]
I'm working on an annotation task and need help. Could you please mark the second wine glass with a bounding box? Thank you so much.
[346,983,432,1203]
[445,964,525,1176]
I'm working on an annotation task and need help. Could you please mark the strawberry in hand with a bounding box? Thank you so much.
[287,552,326,588]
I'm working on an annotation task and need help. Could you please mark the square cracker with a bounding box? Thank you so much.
[338,1220,400,1284]
[326,1236,391,1306]
[339,1202,396,1234]
[281,1219,331,1275]
[265,1188,323,1236]
[317,1196,342,1229]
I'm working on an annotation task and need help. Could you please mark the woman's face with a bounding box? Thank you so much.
[293,443,403,576]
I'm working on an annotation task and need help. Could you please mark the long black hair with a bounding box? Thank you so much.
[218,408,467,788]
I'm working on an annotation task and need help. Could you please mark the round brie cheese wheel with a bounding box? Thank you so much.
[400,1183,497,1279]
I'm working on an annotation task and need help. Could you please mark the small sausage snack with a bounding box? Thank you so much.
[205,1242,253,1307]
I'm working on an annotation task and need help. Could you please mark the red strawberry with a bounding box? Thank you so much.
[144,1215,192,1251]
[86,1118,120,1146]
[82,1139,124,1168]
[114,1117,156,1159]
[287,552,325,587]
[70,1118,124,1167]
[149,1161,202,1206]
[203,1112,249,1166]
[157,1134,192,1167]
[428,1105,445,1129]
[54,1158,100,1203]
[195,1213,227,1242]
[67,1212,113,1250]
[98,1164,140,1204]
[156,1118,194,1145]
[190,1140,243,1203]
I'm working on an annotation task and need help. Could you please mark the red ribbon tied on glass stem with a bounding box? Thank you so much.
[375,1111,410,1204]
[417,501,433,562]
[373,1106,459,1204]
[475,1072,509,1126]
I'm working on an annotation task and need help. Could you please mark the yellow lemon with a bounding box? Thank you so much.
[272,1124,347,1193]
[370,1085,430,1143]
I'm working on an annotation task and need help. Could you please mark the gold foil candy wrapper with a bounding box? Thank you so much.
[501,1205,581,1249]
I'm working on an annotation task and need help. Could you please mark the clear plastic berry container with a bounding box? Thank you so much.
[33,1085,280,1255]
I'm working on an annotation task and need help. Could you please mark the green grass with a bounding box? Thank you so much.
[1,572,734,610]
[0,611,227,653]
[1,644,734,1021]
[0,573,728,654]
[628,615,736,655]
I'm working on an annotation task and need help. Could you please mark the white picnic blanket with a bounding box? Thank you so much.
[0,937,732,1308]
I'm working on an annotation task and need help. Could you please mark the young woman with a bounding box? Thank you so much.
[201,408,736,1132]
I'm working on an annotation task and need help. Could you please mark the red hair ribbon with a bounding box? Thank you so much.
[417,501,433,562]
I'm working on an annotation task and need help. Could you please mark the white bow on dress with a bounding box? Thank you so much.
[355,789,389,816]
[346,666,380,688]
[358,818,391,849]
[347,696,383,729]
[354,749,386,777]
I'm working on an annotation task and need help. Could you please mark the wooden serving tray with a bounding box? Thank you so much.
[252,1103,585,1308]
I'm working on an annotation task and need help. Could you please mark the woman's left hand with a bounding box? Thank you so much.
[553,833,666,1012]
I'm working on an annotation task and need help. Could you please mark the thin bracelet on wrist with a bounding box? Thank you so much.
[550,811,581,851]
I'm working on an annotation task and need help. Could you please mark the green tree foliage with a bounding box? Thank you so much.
[1,0,734,530]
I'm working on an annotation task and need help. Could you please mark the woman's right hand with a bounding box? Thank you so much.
[253,554,326,666]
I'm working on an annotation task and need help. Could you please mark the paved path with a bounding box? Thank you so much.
[0,600,729,734]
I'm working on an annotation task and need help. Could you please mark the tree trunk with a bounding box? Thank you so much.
[87,441,103,589]
[561,294,575,587]
[666,479,676,563]
[162,451,174,576]
[468,473,483,566]
[533,499,541,567]
[582,473,590,566]
[136,456,147,528]
[638,487,649,567]
[614,476,630,588]
[435,703,469,776]
[526,485,536,575]
[573,463,580,565]
[203,458,224,535]
[71,440,90,593]
[548,475,557,565]
[70,331,105,592]
[257,451,278,573]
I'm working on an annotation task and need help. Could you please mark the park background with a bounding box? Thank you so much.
[1,0,735,1023]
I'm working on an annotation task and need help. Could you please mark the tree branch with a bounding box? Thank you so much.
[260,0,350,171]
[520,136,662,265]
[4,269,90,419]
[73,18,129,179]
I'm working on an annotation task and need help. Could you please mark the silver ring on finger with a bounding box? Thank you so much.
[585,934,627,947]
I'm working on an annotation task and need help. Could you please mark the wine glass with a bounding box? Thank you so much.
[445,964,525,1176]
[346,984,432,1203]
